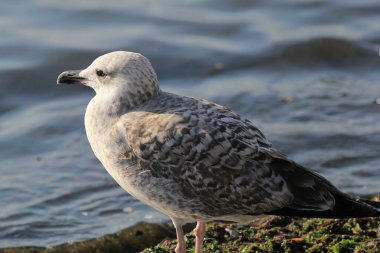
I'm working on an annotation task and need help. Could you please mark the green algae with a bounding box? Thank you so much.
[331,239,356,253]
[142,217,379,253]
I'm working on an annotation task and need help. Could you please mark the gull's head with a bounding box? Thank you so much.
[57,51,160,101]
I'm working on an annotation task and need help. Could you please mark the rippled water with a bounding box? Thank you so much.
[1,0,380,247]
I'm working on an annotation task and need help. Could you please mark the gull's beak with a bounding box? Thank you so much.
[57,70,86,85]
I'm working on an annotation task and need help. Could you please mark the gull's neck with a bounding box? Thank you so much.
[92,84,160,117]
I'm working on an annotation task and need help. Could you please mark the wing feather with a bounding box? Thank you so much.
[118,96,295,216]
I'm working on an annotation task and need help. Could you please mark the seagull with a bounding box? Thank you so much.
[57,51,380,253]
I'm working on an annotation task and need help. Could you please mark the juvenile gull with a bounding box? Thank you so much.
[57,51,380,253]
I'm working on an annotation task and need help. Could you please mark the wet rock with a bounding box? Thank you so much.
[0,222,175,253]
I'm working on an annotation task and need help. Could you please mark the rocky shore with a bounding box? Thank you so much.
[1,216,378,253]
[143,217,379,253]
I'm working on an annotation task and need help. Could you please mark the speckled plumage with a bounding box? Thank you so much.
[58,51,380,253]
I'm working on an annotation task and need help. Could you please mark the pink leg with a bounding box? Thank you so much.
[174,223,186,253]
[194,221,206,253]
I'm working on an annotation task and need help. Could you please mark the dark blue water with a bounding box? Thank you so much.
[1,0,380,247]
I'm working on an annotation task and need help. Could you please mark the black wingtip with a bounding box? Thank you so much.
[360,198,380,210]
[259,154,380,219]
[266,195,380,218]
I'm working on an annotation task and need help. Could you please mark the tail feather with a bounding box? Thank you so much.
[263,154,380,218]
[267,194,380,218]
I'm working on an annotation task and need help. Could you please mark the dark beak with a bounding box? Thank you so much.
[57,70,86,85]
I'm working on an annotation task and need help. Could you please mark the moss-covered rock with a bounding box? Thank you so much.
[142,217,379,253]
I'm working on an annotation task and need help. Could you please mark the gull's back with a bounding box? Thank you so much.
[114,91,380,220]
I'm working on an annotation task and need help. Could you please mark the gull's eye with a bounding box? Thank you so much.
[96,70,107,77]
